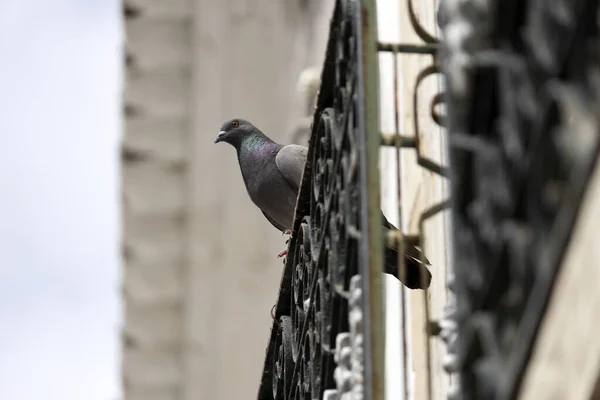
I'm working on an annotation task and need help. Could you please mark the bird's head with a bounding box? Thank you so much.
[214,118,256,148]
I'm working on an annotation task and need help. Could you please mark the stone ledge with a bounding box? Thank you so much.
[123,162,186,215]
[123,215,185,265]
[125,19,191,70]
[123,349,182,386]
[124,303,183,348]
[124,117,188,164]
[124,262,184,304]
[124,0,191,20]
[124,69,190,119]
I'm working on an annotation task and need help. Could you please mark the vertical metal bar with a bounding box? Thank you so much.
[393,48,410,400]
[420,225,433,400]
[418,53,439,400]
[356,1,385,399]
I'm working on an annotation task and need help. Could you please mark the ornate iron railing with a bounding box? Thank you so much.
[439,0,600,399]
[257,0,455,398]
[259,0,600,398]
[257,0,386,399]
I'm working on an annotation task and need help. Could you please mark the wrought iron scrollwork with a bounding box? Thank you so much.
[376,1,453,398]
[257,0,377,398]
[439,0,600,399]
[377,10,452,356]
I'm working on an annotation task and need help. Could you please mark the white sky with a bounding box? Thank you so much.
[0,1,121,399]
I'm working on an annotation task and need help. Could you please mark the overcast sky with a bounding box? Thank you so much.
[0,1,121,399]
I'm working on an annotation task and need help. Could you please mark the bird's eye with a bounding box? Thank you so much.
[232,121,239,128]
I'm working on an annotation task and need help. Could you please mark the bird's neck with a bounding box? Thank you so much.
[236,133,276,155]
[235,136,281,194]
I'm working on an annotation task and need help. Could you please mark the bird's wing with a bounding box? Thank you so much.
[275,144,308,191]
[261,210,287,232]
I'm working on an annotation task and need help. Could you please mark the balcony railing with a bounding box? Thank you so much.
[256,0,386,398]
[256,0,451,398]
[257,0,600,399]
[440,0,600,399]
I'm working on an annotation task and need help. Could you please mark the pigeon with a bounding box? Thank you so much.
[214,118,432,289]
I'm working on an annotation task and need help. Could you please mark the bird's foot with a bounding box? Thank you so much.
[277,249,288,258]
[282,229,292,236]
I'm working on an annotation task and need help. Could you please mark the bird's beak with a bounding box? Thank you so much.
[214,131,226,144]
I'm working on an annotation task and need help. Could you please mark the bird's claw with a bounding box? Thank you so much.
[279,231,292,258]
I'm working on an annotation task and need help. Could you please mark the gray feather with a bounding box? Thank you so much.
[275,144,308,191]
[261,209,288,232]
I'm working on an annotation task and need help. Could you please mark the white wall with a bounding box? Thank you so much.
[377,0,451,399]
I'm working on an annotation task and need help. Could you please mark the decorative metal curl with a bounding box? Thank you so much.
[376,0,453,399]
[256,1,376,398]
[408,0,439,44]
[439,0,600,399]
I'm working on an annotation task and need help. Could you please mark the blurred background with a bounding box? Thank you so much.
[121,1,335,399]
[0,1,121,399]
[0,0,333,399]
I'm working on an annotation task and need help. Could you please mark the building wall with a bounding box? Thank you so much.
[379,0,451,399]
[122,1,333,399]
[398,1,452,398]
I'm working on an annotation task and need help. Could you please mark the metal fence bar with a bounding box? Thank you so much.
[384,0,451,398]
[392,46,411,400]
[356,1,386,399]
[256,0,391,398]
